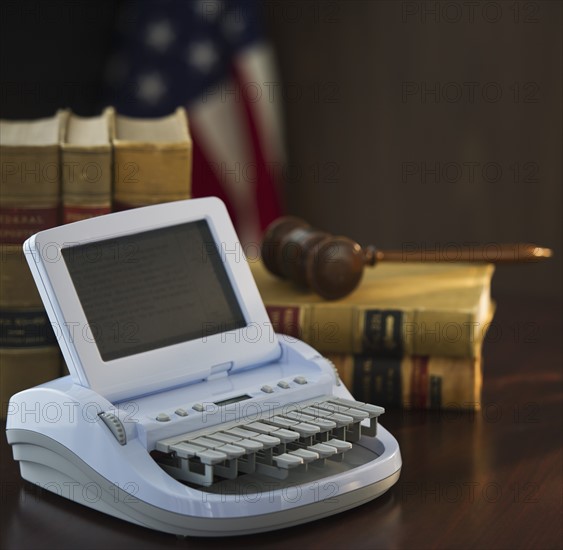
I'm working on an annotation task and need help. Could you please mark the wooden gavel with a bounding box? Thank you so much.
[261,216,553,300]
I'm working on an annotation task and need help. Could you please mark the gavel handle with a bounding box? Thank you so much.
[365,244,553,265]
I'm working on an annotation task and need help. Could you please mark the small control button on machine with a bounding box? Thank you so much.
[293,376,307,385]
[277,380,290,389]
[156,413,171,422]
[175,408,189,417]
[261,385,274,394]
[192,403,205,412]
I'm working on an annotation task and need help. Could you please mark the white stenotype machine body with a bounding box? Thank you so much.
[6,197,401,536]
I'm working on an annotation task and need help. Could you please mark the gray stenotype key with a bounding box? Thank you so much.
[314,401,374,440]
[227,426,264,440]
[308,442,337,458]
[273,453,303,469]
[227,427,280,448]
[325,438,353,453]
[190,437,245,459]
[268,415,298,428]
[289,448,320,463]
[316,402,369,421]
[249,432,281,448]
[303,406,354,427]
[327,399,381,437]
[170,441,206,459]
[245,422,297,446]
[303,405,355,440]
[197,449,229,465]
[265,417,318,439]
[228,437,264,452]
[329,398,384,416]
[271,428,301,443]
[245,421,278,434]
[281,421,320,438]
[165,442,224,487]
[191,436,227,449]
[283,410,337,431]
[207,432,242,444]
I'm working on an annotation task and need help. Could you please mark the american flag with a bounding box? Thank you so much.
[106,0,283,244]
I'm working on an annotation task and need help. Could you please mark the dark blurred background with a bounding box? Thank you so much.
[1,0,561,298]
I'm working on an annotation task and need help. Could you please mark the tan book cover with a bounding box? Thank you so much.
[0,110,67,303]
[62,108,113,222]
[251,259,494,358]
[112,107,192,208]
[1,111,67,246]
[0,111,66,207]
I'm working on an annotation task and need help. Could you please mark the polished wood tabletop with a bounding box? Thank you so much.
[1,294,561,550]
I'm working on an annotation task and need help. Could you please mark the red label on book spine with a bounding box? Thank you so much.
[0,206,59,244]
[63,206,111,224]
[266,306,301,338]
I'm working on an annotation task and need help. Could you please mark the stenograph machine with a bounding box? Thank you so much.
[6,197,401,536]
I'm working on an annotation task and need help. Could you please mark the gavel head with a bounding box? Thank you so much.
[261,216,367,300]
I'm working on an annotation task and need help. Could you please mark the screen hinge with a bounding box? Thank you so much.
[207,361,233,381]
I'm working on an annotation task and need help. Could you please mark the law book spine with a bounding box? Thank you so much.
[328,353,482,410]
[61,108,113,222]
[113,145,192,209]
[0,145,61,307]
[62,148,112,223]
[0,125,64,418]
[0,149,60,239]
[266,304,484,359]
[112,109,192,209]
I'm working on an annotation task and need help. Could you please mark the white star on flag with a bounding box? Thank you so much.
[145,20,176,53]
[186,41,219,73]
[136,72,167,104]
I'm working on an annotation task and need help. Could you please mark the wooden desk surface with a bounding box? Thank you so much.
[1,295,561,550]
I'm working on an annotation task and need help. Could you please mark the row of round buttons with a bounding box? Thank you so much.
[156,403,204,422]
[155,376,308,421]
[261,376,307,394]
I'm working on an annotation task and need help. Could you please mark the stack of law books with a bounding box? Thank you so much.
[250,260,495,410]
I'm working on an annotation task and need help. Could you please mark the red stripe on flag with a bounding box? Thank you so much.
[233,64,282,232]
[190,130,239,230]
